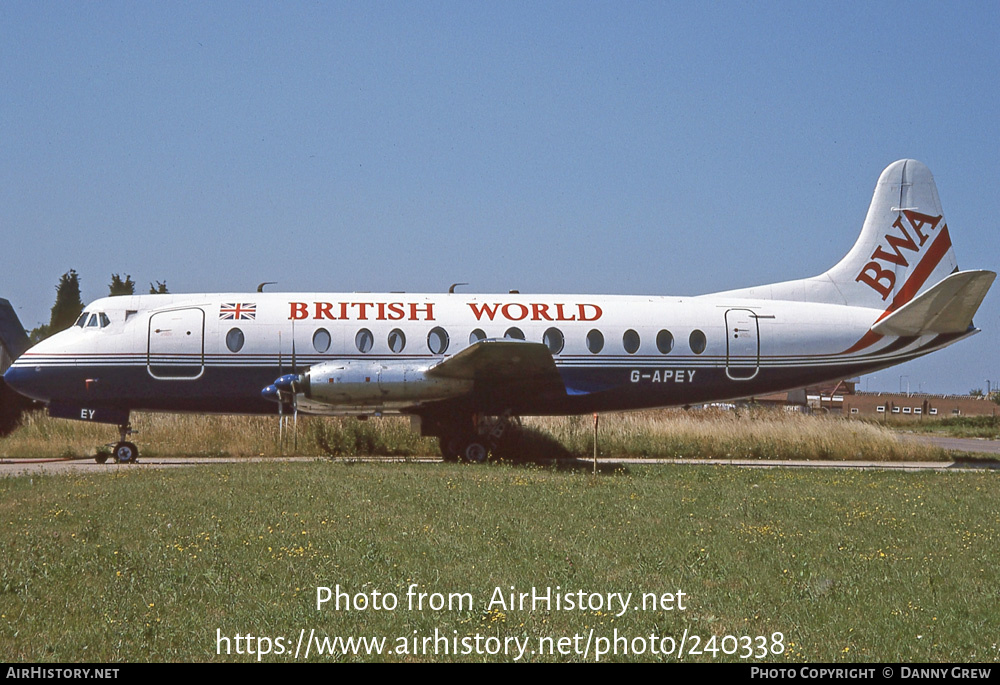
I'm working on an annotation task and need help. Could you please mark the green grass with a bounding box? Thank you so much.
[2,463,999,662]
[870,415,1000,440]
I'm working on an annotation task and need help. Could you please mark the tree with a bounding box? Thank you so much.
[109,273,135,296]
[49,270,84,335]
[970,388,985,398]
[28,324,50,345]
[149,280,169,294]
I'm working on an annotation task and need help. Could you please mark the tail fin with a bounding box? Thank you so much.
[720,159,962,310]
[825,158,957,309]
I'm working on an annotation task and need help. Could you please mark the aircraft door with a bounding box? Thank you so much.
[725,308,759,381]
[148,308,205,380]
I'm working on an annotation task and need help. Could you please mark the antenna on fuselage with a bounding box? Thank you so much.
[449,283,468,293]
[257,282,277,292]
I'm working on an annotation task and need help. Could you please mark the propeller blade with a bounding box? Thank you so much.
[277,330,284,451]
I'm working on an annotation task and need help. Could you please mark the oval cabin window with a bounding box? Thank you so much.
[428,327,450,354]
[226,328,245,353]
[388,329,406,353]
[355,328,374,353]
[313,328,331,353]
[689,329,707,355]
[587,329,604,354]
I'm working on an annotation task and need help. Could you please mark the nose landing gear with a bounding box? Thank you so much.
[112,440,139,464]
[97,423,139,464]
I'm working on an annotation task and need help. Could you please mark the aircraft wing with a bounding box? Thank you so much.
[426,338,585,401]
[427,339,560,383]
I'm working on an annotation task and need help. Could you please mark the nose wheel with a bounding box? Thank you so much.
[113,441,139,464]
[98,422,139,464]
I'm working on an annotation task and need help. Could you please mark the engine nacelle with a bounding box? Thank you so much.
[302,359,471,408]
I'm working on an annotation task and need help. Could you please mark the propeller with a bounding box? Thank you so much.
[260,327,303,451]
[291,325,298,450]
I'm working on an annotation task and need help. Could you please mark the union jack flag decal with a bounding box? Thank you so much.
[219,303,257,320]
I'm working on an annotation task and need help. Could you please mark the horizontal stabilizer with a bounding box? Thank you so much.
[871,270,996,337]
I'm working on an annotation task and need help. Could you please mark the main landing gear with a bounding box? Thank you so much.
[437,412,522,464]
[96,423,139,464]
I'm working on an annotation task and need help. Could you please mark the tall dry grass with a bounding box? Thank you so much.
[0,408,944,461]
[0,411,439,459]
[524,408,944,461]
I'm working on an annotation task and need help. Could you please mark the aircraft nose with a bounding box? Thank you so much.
[3,362,45,402]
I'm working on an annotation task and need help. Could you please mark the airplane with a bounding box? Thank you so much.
[3,159,994,464]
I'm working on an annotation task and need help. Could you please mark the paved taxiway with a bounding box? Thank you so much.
[0,434,997,476]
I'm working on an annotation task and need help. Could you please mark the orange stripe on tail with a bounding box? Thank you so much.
[841,226,953,354]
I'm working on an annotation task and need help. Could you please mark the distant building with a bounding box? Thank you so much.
[844,392,998,418]
[752,379,856,413]
[748,377,999,418]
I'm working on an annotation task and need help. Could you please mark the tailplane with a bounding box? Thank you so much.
[870,270,995,337]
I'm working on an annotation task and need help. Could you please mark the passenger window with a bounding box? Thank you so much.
[586,329,604,354]
[355,328,374,353]
[656,330,674,354]
[543,328,564,355]
[428,327,449,354]
[623,329,640,354]
[504,327,525,340]
[689,329,707,354]
[226,328,245,353]
[313,328,331,353]
[469,329,486,345]
[388,328,406,353]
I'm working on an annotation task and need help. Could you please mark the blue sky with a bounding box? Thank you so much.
[2,2,998,394]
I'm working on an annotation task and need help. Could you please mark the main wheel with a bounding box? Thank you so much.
[113,442,139,464]
[462,442,488,463]
[95,453,108,464]
[439,436,462,463]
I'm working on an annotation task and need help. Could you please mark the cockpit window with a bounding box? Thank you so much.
[79,312,110,328]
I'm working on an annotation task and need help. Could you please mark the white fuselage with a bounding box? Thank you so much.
[4,290,967,422]
[3,160,990,439]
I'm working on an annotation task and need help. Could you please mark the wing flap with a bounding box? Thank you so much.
[871,270,996,337]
